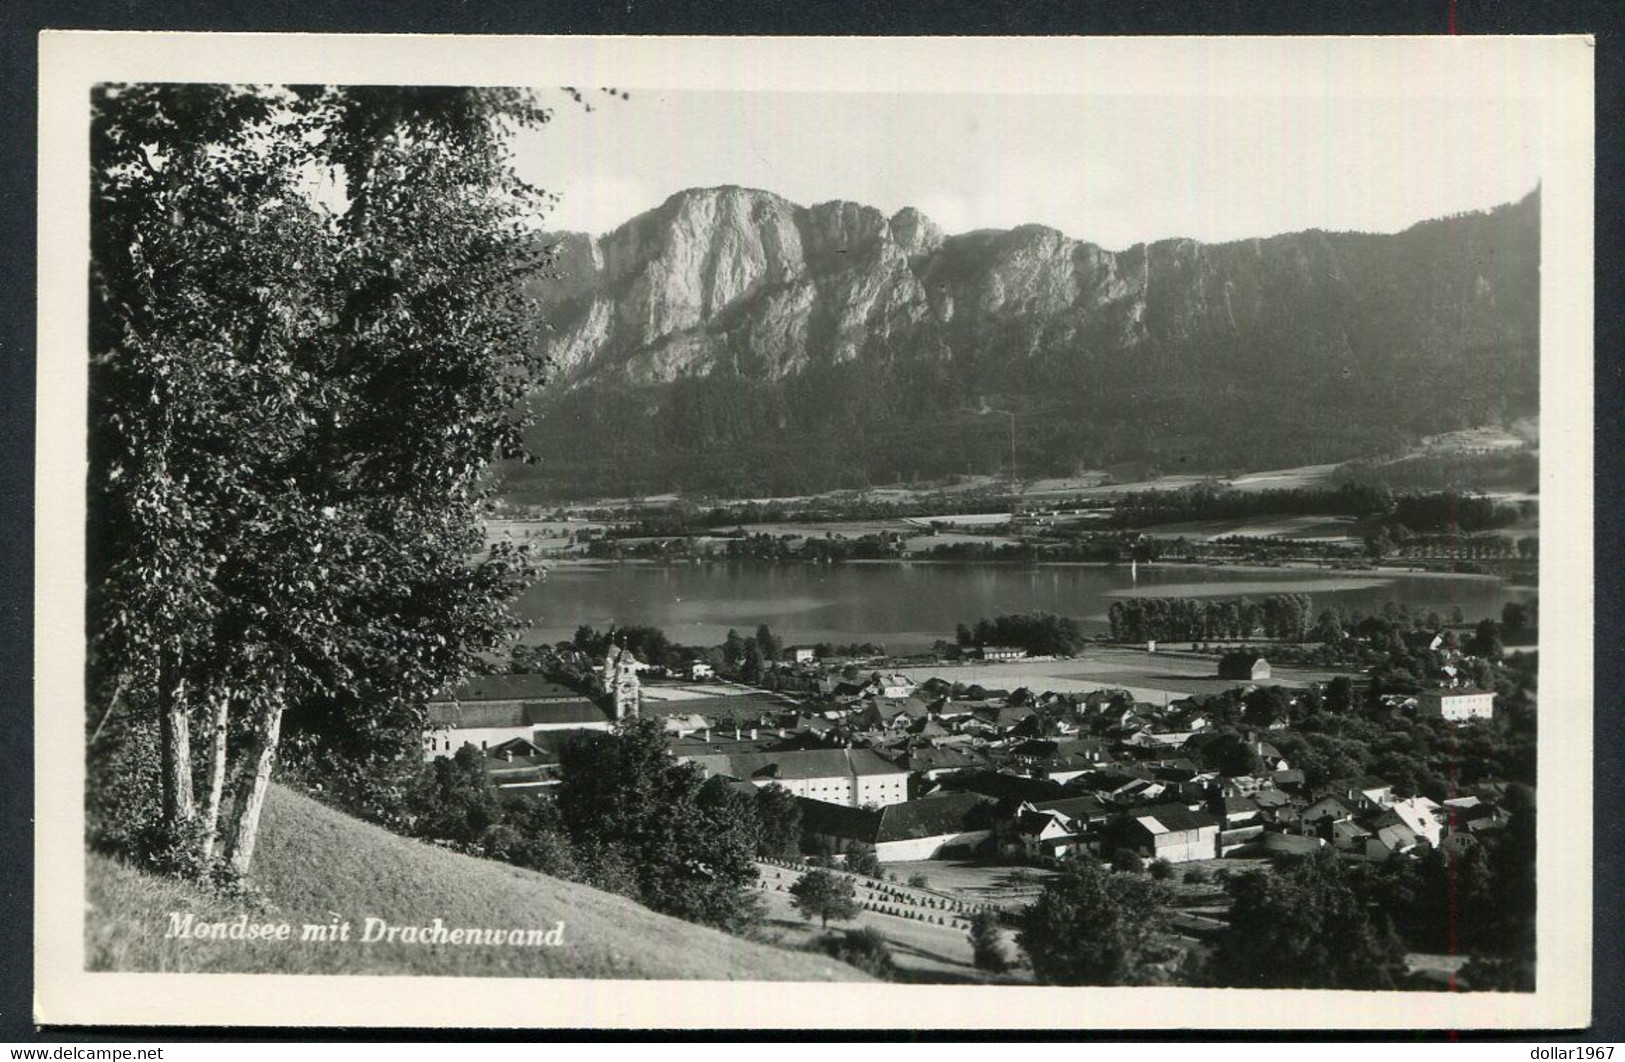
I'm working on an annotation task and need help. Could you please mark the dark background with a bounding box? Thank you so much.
[0,0,1617,1042]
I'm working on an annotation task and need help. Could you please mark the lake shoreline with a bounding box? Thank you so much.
[539,555,1519,584]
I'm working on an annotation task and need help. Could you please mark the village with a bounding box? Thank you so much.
[420,617,1533,983]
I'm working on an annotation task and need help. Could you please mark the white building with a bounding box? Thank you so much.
[422,675,610,761]
[873,674,917,699]
[1123,804,1221,864]
[799,792,999,862]
[678,747,909,808]
[1418,687,1495,722]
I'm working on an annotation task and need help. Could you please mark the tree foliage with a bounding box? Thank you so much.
[968,909,1009,973]
[1018,861,1173,985]
[790,868,860,929]
[1205,851,1408,989]
[754,783,803,859]
[555,717,763,931]
[961,613,1084,656]
[1108,594,1315,643]
[843,843,883,879]
[88,84,554,876]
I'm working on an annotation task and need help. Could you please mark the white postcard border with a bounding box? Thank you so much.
[34,31,1595,1030]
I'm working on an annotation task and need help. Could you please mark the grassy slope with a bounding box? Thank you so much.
[86,784,866,981]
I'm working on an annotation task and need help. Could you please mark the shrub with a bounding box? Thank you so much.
[1111,848,1145,874]
[822,927,897,980]
[1183,867,1213,886]
[908,872,930,888]
[1149,858,1176,881]
[86,711,162,855]
[969,909,1009,973]
[844,843,883,879]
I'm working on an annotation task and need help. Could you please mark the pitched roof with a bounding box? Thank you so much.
[429,699,609,730]
[1372,821,1420,849]
[1331,819,1372,842]
[432,674,592,703]
[1030,795,1110,820]
[1127,803,1219,833]
[795,798,883,845]
[903,746,984,772]
[1017,810,1059,836]
[942,770,1066,803]
[682,747,906,783]
[874,793,998,843]
[849,748,908,777]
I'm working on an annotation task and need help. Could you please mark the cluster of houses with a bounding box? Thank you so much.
[419,647,1508,867]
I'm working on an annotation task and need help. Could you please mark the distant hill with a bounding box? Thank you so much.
[83,784,867,981]
[508,186,1539,500]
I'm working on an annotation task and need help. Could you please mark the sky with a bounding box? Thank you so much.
[510,90,1541,251]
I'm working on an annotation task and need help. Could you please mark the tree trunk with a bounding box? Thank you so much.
[158,671,195,827]
[220,694,285,876]
[198,686,232,859]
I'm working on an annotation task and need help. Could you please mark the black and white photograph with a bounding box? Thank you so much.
[33,33,1594,1030]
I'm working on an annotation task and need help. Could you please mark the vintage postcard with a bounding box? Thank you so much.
[34,33,1593,1029]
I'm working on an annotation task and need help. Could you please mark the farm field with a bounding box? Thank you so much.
[880,859,1058,909]
[891,646,1355,700]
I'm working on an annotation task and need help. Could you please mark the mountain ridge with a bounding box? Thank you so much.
[511,185,1539,500]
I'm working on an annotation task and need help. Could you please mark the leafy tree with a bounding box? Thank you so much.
[754,623,782,662]
[1471,618,1505,660]
[490,795,581,881]
[790,868,859,928]
[1206,851,1407,989]
[959,612,1084,656]
[1325,676,1356,714]
[968,909,1009,973]
[844,843,883,879]
[754,782,803,858]
[88,84,553,876]
[555,717,763,931]
[1243,686,1294,729]
[1018,861,1173,985]
[413,745,505,844]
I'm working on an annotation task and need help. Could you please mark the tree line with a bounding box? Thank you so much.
[1106,594,1318,642]
[953,613,1086,657]
[1112,482,1525,536]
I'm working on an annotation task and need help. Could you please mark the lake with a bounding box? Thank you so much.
[513,561,1536,651]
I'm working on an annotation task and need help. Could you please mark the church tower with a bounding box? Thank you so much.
[604,644,641,721]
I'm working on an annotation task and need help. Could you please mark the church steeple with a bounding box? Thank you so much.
[604,641,641,721]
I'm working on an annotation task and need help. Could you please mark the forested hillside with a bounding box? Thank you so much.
[505,186,1538,500]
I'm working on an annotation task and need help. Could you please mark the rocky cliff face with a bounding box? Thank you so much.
[533,185,1536,397]
[515,185,1538,498]
[530,187,953,382]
